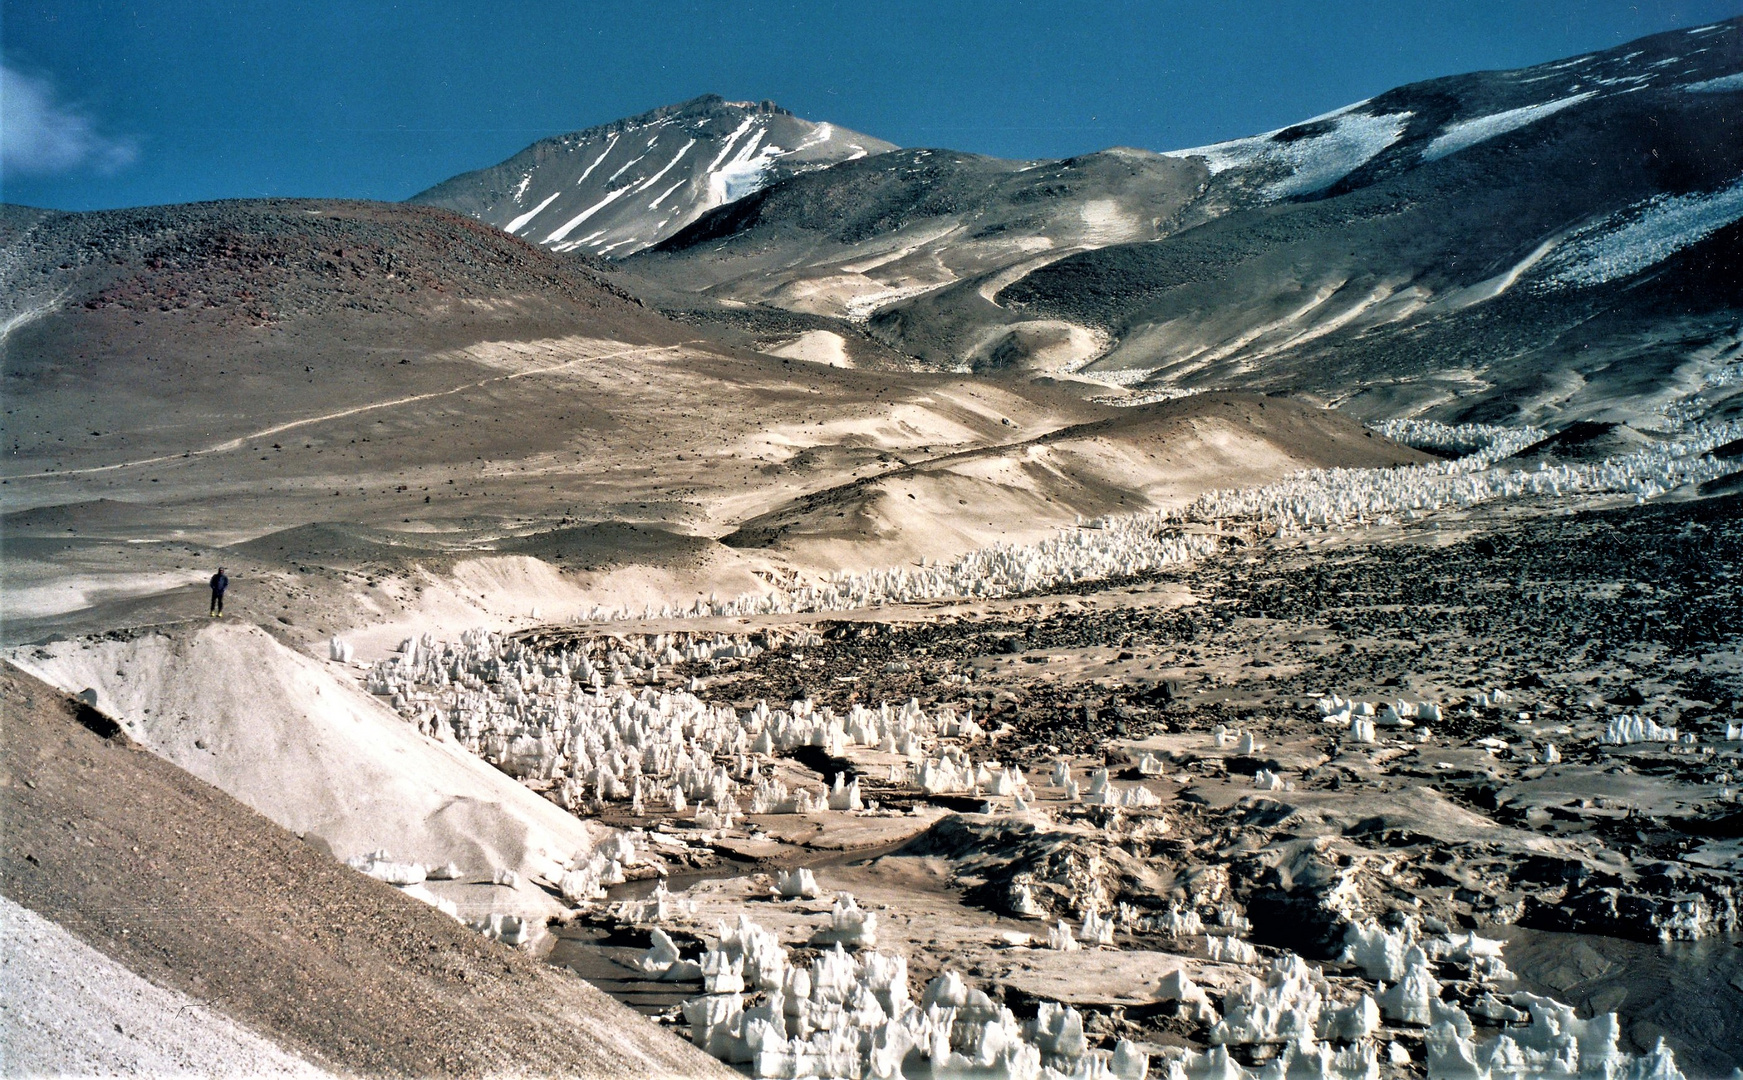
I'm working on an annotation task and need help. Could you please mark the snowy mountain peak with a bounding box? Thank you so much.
[410,95,896,257]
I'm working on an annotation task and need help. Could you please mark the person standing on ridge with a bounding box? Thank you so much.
[209,567,229,617]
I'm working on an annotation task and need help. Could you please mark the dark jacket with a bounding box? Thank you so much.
[210,572,229,595]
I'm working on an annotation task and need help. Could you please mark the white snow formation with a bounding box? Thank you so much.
[367,632,1050,861]
[1602,714,1681,746]
[1682,72,1743,93]
[1164,106,1412,200]
[1181,418,1741,536]
[1421,92,1596,162]
[1538,177,1743,289]
[777,868,824,900]
[643,907,1684,1080]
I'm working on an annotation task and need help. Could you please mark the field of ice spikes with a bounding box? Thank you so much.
[358,622,1700,1079]
[612,905,1688,1080]
[365,628,1021,886]
[345,416,1740,1078]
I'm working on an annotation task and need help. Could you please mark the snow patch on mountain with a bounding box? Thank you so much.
[1264,112,1413,197]
[607,152,649,184]
[705,117,757,173]
[1163,105,1411,199]
[504,191,560,235]
[545,187,631,246]
[633,138,696,194]
[708,129,784,208]
[576,135,618,185]
[648,178,688,211]
[1163,103,1364,174]
[1423,91,1597,161]
[1539,177,1743,289]
[1683,72,1743,93]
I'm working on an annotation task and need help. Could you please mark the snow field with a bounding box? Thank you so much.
[1422,92,1596,162]
[1682,72,1743,93]
[1163,107,1411,201]
[1539,178,1743,289]
[504,190,561,235]
[544,186,633,245]
[365,628,1042,870]
[568,525,1221,623]
[1171,418,1741,535]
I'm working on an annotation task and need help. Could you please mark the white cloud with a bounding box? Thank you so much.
[1,62,139,178]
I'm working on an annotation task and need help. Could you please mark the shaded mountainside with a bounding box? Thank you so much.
[410,94,894,258]
[0,663,731,1078]
[997,18,1743,425]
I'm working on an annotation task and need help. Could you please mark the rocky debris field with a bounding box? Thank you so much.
[704,490,1743,776]
[702,495,1743,931]
[1,199,644,327]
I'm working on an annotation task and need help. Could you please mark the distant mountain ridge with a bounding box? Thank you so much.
[996,16,1743,425]
[1151,16,1741,213]
[10,19,1736,441]
[409,95,895,257]
[609,17,1743,430]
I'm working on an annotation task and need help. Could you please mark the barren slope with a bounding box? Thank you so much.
[1,198,680,478]
[2,198,1432,653]
[624,145,1206,371]
[0,663,732,1079]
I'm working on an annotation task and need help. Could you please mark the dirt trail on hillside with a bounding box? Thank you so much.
[0,664,733,1079]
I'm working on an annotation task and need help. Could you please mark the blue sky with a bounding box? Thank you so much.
[4,0,1738,210]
